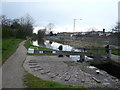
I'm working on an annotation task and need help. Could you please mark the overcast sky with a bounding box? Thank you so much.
[1,0,119,33]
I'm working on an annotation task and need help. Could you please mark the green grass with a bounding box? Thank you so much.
[24,73,110,89]
[37,46,54,50]
[24,39,55,56]
[86,46,105,54]
[24,39,54,50]
[24,73,87,89]
[112,50,120,56]
[27,53,56,56]
[2,38,23,64]
[86,46,120,56]
[24,39,32,49]
[87,50,120,56]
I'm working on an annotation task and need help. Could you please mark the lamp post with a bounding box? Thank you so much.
[73,19,82,32]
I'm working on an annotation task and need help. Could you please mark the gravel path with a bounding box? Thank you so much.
[2,40,27,88]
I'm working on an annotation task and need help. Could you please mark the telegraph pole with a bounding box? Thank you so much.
[73,19,76,32]
[73,19,82,32]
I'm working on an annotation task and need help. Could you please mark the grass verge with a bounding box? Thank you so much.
[2,38,23,64]
[27,53,56,56]
[24,73,110,89]
[111,50,120,56]
[87,50,120,56]
[24,39,55,56]
[24,39,54,50]
[24,73,87,89]
[86,47,120,56]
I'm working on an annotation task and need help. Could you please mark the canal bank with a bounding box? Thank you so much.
[93,62,120,79]
[110,54,120,68]
[93,54,120,79]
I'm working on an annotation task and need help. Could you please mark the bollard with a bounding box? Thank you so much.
[58,45,63,57]
[80,55,85,62]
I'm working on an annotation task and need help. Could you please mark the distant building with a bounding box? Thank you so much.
[84,31,112,36]
[57,32,75,36]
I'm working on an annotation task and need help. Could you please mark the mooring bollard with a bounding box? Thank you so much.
[58,45,63,57]
[80,55,85,62]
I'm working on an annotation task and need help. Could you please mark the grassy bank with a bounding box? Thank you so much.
[24,73,109,89]
[24,39,55,56]
[2,38,23,64]
[85,46,120,55]
[24,39,53,50]
[111,50,120,56]
[27,53,56,56]
[87,49,120,56]
[24,73,87,89]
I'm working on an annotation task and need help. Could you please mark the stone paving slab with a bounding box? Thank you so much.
[23,56,120,88]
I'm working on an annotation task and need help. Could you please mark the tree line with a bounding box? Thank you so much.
[112,23,120,33]
[32,22,55,40]
[1,14,34,39]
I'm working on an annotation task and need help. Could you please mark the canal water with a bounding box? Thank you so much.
[94,63,120,79]
[33,40,83,61]
[32,39,120,79]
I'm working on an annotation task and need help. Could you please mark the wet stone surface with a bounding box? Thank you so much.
[23,56,120,88]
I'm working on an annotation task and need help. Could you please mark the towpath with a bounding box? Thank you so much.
[111,54,120,64]
[2,40,27,88]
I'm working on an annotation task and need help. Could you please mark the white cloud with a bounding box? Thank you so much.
[33,23,112,34]
[1,0,57,2]
[2,0,119,31]
[1,0,119,3]
[33,26,45,34]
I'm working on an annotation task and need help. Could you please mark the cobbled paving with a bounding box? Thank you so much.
[23,56,120,88]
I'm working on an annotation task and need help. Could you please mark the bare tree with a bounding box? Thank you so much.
[19,14,35,26]
[46,22,55,32]
[87,27,97,31]
[112,22,120,33]
[19,14,35,36]
[1,15,12,27]
[24,14,35,25]
[38,29,46,39]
